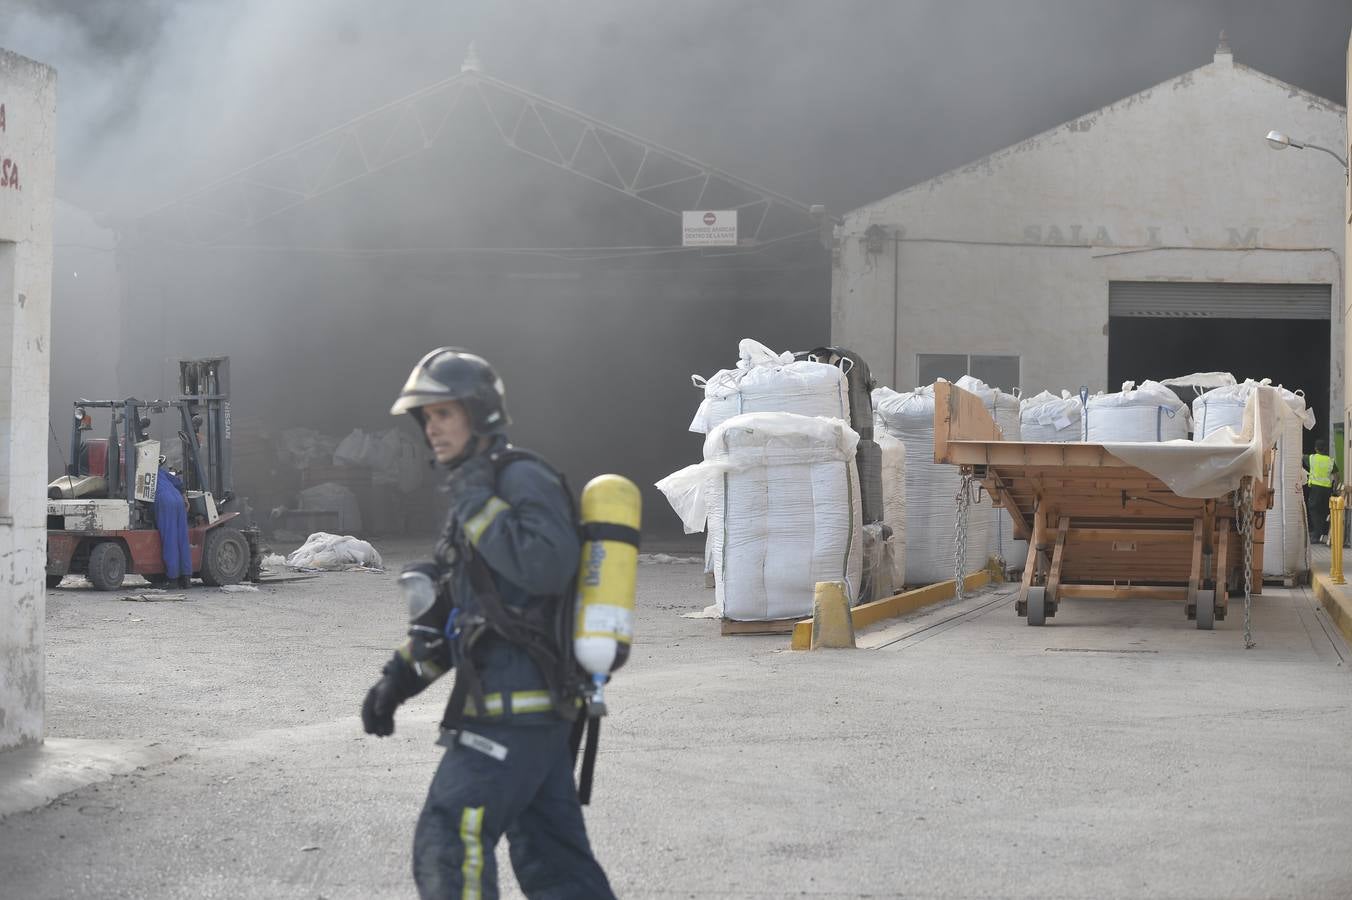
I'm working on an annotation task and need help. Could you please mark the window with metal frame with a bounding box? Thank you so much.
[917,353,1020,393]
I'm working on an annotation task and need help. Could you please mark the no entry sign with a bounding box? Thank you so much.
[682,210,738,246]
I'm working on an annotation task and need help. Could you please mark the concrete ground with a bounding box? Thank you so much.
[2,537,1351,899]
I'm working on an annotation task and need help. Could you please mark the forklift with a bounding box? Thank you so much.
[46,358,263,591]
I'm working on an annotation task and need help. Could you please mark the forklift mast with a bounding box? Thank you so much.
[178,358,232,502]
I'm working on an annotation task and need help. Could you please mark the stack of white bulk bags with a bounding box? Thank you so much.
[877,431,907,589]
[688,339,849,434]
[1192,380,1315,578]
[701,413,862,620]
[1084,381,1190,443]
[955,375,1024,567]
[688,339,851,581]
[874,384,991,586]
[1020,390,1084,443]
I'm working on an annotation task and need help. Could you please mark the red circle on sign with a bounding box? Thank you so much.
[703,212,716,225]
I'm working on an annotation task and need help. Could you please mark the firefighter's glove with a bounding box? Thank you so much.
[444,453,495,501]
[361,654,421,737]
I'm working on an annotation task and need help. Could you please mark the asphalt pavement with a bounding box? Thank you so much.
[2,538,1350,899]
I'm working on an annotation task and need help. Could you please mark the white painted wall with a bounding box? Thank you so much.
[0,48,57,751]
[834,47,1347,433]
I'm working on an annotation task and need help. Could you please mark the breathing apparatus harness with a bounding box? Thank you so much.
[418,446,607,803]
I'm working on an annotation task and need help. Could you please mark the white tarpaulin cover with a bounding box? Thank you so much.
[1019,390,1083,443]
[1102,385,1284,499]
[877,431,908,589]
[1160,372,1239,392]
[687,339,849,434]
[874,383,991,585]
[286,532,384,570]
[1193,380,1314,575]
[656,412,862,621]
[1085,381,1191,443]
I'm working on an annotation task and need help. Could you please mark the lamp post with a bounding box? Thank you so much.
[1265,130,1349,174]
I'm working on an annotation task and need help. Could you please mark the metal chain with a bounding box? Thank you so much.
[1238,481,1256,650]
[955,473,973,599]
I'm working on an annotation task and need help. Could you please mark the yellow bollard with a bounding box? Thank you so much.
[1331,494,1346,585]
[810,581,856,649]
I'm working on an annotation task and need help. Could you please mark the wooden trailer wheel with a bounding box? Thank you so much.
[1026,587,1047,626]
[1195,588,1215,630]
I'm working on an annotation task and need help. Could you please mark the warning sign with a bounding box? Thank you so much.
[682,210,738,247]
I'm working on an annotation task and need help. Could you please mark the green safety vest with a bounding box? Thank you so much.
[1308,454,1334,488]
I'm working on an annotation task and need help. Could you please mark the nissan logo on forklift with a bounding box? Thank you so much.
[45,357,263,591]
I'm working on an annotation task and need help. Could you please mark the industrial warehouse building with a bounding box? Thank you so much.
[76,54,830,537]
[832,38,1348,450]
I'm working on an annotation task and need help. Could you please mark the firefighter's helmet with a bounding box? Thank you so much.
[390,348,511,435]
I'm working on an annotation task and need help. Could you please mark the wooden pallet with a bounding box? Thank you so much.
[720,617,799,636]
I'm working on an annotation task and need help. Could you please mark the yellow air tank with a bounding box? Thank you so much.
[574,475,641,714]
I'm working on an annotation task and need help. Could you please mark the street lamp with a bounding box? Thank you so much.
[1265,130,1349,173]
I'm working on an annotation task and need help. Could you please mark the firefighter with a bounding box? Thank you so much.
[1306,439,1339,545]
[361,348,615,900]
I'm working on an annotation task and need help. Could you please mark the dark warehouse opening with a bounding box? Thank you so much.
[1108,315,1330,454]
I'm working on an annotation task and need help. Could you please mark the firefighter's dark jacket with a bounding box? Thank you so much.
[400,437,579,726]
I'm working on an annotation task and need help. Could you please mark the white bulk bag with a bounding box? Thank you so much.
[688,338,849,434]
[955,375,1024,567]
[1085,381,1190,443]
[1193,380,1315,577]
[658,412,862,621]
[877,432,908,589]
[873,384,991,585]
[1020,390,1083,443]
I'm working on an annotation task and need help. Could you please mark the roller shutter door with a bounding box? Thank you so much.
[1108,282,1331,320]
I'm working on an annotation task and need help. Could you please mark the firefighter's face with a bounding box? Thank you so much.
[423,400,473,464]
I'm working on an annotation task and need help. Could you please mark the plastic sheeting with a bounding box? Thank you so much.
[1102,385,1285,499]
[688,338,849,434]
[878,432,907,589]
[334,428,425,493]
[286,532,384,570]
[1193,380,1315,576]
[1084,381,1191,443]
[1019,390,1084,443]
[656,412,862,621]
[874,384,991,586]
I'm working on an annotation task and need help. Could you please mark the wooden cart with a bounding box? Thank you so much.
[933,382,1272,628]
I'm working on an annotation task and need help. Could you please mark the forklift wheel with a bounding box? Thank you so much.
[201,527,250,586]
[88,542,128,592]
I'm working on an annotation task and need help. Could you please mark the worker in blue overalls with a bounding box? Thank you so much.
[154,461,192,589]
[360,348,615,900]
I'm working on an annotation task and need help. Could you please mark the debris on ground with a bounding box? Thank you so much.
[679,605,721,619]
[284,532,383,571]
[639,553,701,564]
[120,594,187,602]
[218,584,260,593]
[260,553,287,570]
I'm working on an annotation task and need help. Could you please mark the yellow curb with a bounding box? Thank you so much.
[1311,572,1352,648]
[809,581,856,649]
[791,569,992,651]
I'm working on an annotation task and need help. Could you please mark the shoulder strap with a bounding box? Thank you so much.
[490,446,578,524]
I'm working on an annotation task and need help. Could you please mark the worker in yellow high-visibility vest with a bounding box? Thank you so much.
[1305,440,1339,544]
